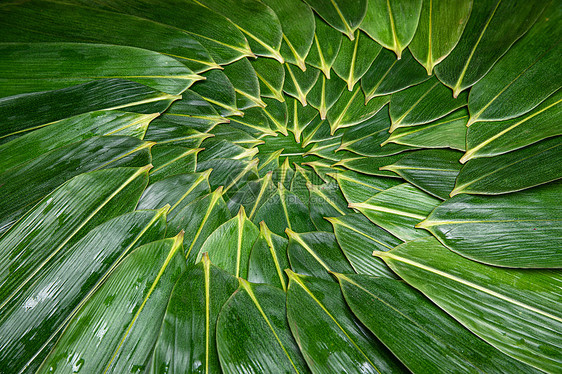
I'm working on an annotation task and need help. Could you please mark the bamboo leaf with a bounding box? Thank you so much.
[306,15,343,78]
[286,230,354,280]
[251,57,286,102]
[283,63,320,106]
[303,0,367,40]
[286,96,319,143]
[0,43,201,97]
[330,170,400,205]
[418,181,562,268]
[191,69,243,117]
[306,181,353,231]
[349,183,439,241]
[286,271,408,374]
[217,280,309,373]
[152,255,238,374]
[452,136,562,196]
[434,0,548,97]
[380,149,463,199]
[360,0,422,58]
[0,0,219,73]
[375,236,562,373]
[332,30,382,91]
[223,58,265,109]
[307,74,347,120]
[409,0,473,74]
[0,209,167,374]
[327,214,400,278]
[333,153,406,178]
[361,48,429,102]
[248,221,290,290]
[38,234,186,374]
[336,274,541,374]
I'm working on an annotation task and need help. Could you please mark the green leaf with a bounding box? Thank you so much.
[0,208,167,374]
[0,79,177,142]
[303,0,367,40]
[361,48,429,102]
[452,136,562,196]
[408,0,473,74]
[137,171,212,220]
[327,84,389,134]
[333,153,406,177]
[229,109,277,136]
[306,15,343,77]
[197,0,284,62]
[0,166,149,307]
[360,0,422,58]
[336,274,541,374]
[462,90,562,162]
[254,183,317,236]
[286,230,354,280]
[197,207,259,278]
[327,214,400,278]
[261,97,289,134]
[306,181,353,231]
[248,221,290,290]
[223,58,265,109]
[152,254,238,374]
[38,233,186,373]
[251,57,286,102]
[375,236,562,373]
[330,170,400,205]
[434,0,548,97]
[0,110,156,173]
[284,63,320,106]
[286,271,408,374]
[217,279,309,373]
[0,136,152,233]
[226,172,275,217]
[307,74,347,119]
[380,149,463,199]
[349,183,439,241]
[338,106,414,157]
[167,187,232,262]
[467,2,561,124]
[332,30,382,91]
[0,0,219,73]
[286,96,319,143]
[0,43,201,97]
[191,69,243,117]
[263,0,315,70]
[418,181,562,268]
[389,76,468,131]
[71,0,253,64]
[382,108,468,151]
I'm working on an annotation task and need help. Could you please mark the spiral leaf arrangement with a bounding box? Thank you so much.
[0,0,560,373]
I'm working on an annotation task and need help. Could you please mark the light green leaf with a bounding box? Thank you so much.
[286,230,354,280]
[0,43,201,97]
[263,0,315,69]
[306,15,343,78]
[307,74,347,119]
[452,136,562,196]
[327,84,389,134]
[284,63,320,106]
[389,76,468,131]
[197,206,259,278]
[409,0,473,74]
[303,0,367,40]
[380,149,463,199]
[375,236,562,373]
[38,233,186,374]
[306,181,353,231]
[332,30,382,91]
[418,181,562,268]
[434,0,548,97]
[0,208,167,374]
[286,271,408,374]
[361,48,429,102]
[152,254,238,374]
[333,153,406,178]
[349,183,439,241]
[191,69,243,117]
[149,145,200,183]
[286,96,319,143]
[336,274,541,374]
[261,97,289,134]
[360,0,422,58]
[382,108,468,151]
[327,214,400,277]
[223,58,265,109]
[217,279,309,373]
[462,90,562,162]
[248,221,290,290]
